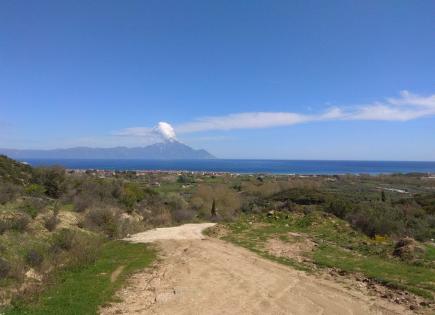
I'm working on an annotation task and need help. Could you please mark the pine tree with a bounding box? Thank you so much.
[211,199,216,217]
[381,190,386,202]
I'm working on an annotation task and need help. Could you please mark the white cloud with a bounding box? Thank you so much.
[154,122,176,140]
[110,91,435,143]
[176,112,309,133]
[113,121,177,142]
[114,127,153,137]
[173,90,435,132]
[387,90,435,108]
[350,90,435,121]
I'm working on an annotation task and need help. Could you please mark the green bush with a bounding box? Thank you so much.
[32,166,66,198]
[119,183,145,209]
[10,214,31,232]
[20,204,38,220]
[51,229,76,252]
[24,184,46,197]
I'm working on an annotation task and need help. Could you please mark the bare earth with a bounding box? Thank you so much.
[101,223,413,315]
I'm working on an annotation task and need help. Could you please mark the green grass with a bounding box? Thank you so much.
[314,244,435,300]
[221,212,435,300]
[4,241,156,315]
[425,244,435,262]
[222,218,312,272]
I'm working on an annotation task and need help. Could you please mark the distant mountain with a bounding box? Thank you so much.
[0,140,215,160]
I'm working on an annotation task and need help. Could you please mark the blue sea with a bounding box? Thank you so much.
[20,159,435,175]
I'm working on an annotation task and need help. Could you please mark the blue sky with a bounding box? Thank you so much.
[0,0,434,160]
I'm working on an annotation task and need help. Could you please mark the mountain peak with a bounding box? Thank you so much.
[0,142,215,160]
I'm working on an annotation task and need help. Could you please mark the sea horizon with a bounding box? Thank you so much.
[18,158,435,175]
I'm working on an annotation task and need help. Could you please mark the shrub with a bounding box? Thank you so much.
[85,207,119,238]
[0,219,10,234]
[116,218,143,238]
[346,202,405,238]
[49,229,102,267]
[25,249,44,267]
[24,184,46,197]
[51,229,75,252]
[19,198,47,220]
[193,184,241,220]
[166,193,188,210]
[324,199,349,219]
[172,208,195,222]
[72,194,94,212]
[32,166,66,198]
[44,214,59,232]
[68,233,101,267]
[119,183,145,209]
[177,174,194,184]
[0,182,20,204]
[148,207,172,226]
[0,257,11,278]
[20,203,39,219]
[10,214,31,232]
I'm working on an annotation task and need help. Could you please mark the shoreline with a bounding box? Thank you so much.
[16,158,435,176]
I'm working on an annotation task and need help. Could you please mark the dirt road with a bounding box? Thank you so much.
[101,224,413,315]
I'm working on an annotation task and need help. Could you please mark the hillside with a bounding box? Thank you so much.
[0,155,33,185]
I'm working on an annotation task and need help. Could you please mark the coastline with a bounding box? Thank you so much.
[16,158,435,176]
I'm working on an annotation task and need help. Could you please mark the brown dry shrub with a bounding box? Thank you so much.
[49,229,102,267]
[193,184,241,220]
[85,207,120,238]
[0,257,11,279]
[149,207,172,226]
[44,214,59,232]
[172,208,196,222]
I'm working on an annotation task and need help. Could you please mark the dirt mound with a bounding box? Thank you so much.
[265,233,316,263]
[393,237,426,260]
[204,223,229,238]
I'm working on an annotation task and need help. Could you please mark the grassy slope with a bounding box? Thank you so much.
[220,212,435,300]
[5,241,155,315]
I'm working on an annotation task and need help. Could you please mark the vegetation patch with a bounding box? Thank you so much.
[3,241,155,315]
[219,212,435,302]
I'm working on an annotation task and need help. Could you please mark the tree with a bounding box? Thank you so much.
[381,190,386,202]
[211,199,217,218]
[33,166,66,198]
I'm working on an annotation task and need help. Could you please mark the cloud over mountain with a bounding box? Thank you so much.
[114,121,177,142]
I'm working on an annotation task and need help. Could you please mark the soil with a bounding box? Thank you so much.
[265,233,316,263]
[100,223,423,315]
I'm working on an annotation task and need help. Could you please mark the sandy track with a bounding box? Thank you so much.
[125,223,217,243]
[101,224,413,315]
